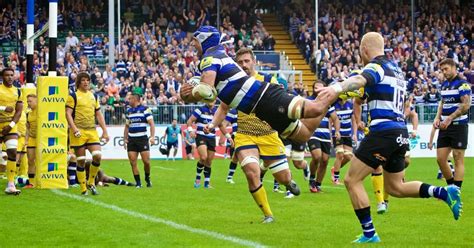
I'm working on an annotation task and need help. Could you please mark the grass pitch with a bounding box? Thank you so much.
[1,158,473,247]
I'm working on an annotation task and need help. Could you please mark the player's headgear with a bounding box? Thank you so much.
[193,26,221,54]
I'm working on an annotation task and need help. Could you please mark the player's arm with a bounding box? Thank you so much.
[123,120,129,150]
[409,108,419,137]
[351,114,358,142]
[65,107,79,136]
[210,102,230,130]
[95,109,109,142]
[186,114,197,132]
[353,97,365,131]
[330,111,341,140]
[11,100,23,126]
[145,108,155,144]
[428,125,437,150]
[0,105,14,112]
[25,120,30,147]
[433,99,443,129]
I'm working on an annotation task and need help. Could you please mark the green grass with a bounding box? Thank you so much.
[1,158,473,247]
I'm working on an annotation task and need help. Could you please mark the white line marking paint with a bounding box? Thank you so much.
[154,166,176,171]
[51,190,266,247]
[263,180,345,190]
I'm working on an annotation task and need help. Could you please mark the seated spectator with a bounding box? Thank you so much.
[424,87,441,104]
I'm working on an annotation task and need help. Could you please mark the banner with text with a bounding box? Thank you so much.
[35,76,68,189]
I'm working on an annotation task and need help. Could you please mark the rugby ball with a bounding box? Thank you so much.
[189,76,217,103]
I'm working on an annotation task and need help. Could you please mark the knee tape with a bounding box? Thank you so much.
[291,151,305,161]
[335,146,344,153]
[268,159,290,174]
[343,150,353,156]
[5,139,18,149]
[284,145,292,158]
[76,156,87,161]
[91,150,102,158]
[259,161,267,171]
[241,156,259,168]
[287,96,304,119]
[280,120,302,139]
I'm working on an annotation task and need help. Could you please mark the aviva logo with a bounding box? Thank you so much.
[48,162,58,172]
[48,112,59,121]
[49,86,59,95]
[48,137,58,146]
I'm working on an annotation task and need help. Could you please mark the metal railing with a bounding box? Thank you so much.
[102,103,474,126]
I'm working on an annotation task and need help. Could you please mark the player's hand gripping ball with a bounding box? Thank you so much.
[189,76,217,103]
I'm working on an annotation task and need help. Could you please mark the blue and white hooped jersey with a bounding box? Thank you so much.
[440,76,471,125]
[198,45,267,114]
[307,95,335,142]
[334,99,353,137]
[192,105,218,138]
[225,108,238,133]
[125,105,152,138]
[360,55,407,132]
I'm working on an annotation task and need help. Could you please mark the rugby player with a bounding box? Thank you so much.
[434,58,471,189]
[66,72,109,195]
[316,32,462,243]
[0,68,23,195]
[180,26,330,143]
[124,93,155,188]
[24,94,38,188]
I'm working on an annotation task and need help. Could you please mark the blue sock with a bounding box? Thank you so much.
[68,162,77,185]
[273,179,279,189]
[196,162,204,180]
[334,171,340,180]
[420,183,447,201]
[227,162,237,179]
[203,167,211,186]
[355,207,375,238]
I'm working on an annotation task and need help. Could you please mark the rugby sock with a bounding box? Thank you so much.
[437,169,443,179]
[334,171,340,181]
[453,180,463,188]
[87,161,100,186]
[196,162,204,180]
[6,159,16,183]
[250,184,273,217]
[419,183,447,201]
[145,173,150,183]
[315,181,322,188]
[446,177,454,185]
[203,167,211,187]
[371,173,384,204]
[68,162,77,185]
[273,179,279,190]
[113,177,130,186]
[19,154,28,176]
[448,160,455,177]
[76,166,87,192]
[227,161,238,179]
[309,174,316,182]
[355,207,375,238]
[134,174,141,186]
[28,173,35,182]
[384,190,389,203]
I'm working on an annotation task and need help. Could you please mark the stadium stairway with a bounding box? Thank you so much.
[262,14,316,92]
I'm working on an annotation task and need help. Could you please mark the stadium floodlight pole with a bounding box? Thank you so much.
[411,0,415,60]
[314,0,319,80]
[117,0,121,54]
[26,0,34,84]
[48,0,58,76]
[108,0,115,66]
[217,0,220,28]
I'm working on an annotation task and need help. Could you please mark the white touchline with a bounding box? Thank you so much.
[51,190,267,247]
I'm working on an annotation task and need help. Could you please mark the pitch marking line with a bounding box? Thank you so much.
[154,165,176,170]
[263,180,345,190]
[51,189,267,247]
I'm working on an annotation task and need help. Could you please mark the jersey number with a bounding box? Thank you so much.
[393,88,405,115]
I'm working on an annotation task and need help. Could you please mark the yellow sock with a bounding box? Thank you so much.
[76,167,87,192]
[384,190,389,202]
[6,159,16,183]
[371,173,384,204]
[19,155,28,176]
[251,185,273,217]
[88,162,100,186]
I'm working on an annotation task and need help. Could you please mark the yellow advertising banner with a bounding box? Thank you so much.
[35,76,68,189]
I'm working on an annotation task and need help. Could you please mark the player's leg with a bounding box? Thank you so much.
[4,135,20,194]
[67,151,78,186]
[86,144,102,195]
[344,157,380,242]
[204,146,215,188]
[195,140,208,188]
[238,148,273,223]
[332,143,345,184]
[74,146,88,194]
[0,148,6,179]
[315,145,330,191]
[226,150,238,184]
[342,145,353,166]
[26,147,36,187]
[451,149,465,188]
[128,150,141,187]
[437,147,453,185]
[172,142,178,161]
[371,166,386,214]
[141,150,152,187]
[290,141,309,181]
[101,172,134,186]
[308,146,322,193]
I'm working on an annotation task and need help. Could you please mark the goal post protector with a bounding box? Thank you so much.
[35,76,68,189]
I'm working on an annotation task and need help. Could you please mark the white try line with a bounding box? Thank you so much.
[51,190,266,247]
[263,180,345,190]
